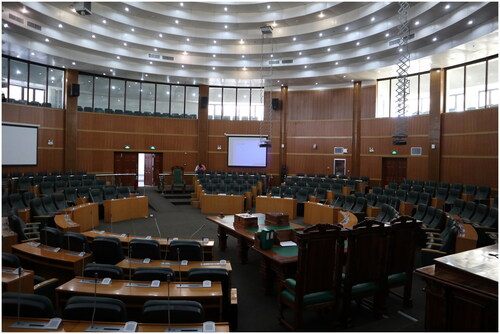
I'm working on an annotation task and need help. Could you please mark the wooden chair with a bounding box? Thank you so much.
[171,166,186,193]
[342,220,389,327]
[278,224,344,330]
[386,216,421,306]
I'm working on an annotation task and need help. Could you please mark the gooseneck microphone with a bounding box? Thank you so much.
[91,272,98,327]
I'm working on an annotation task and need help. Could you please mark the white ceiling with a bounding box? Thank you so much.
[2,2,498,89]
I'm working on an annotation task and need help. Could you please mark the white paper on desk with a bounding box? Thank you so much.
[280,241,297,247]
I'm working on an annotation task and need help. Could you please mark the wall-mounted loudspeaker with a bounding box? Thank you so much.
[200,96,208,109]
[70,83,80,97]
[272,98,280,110]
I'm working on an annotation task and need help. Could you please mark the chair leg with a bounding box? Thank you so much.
[403,282,413,307]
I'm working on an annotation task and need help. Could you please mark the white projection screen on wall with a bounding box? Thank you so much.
[2,123,39,165]
[227,135,267,168]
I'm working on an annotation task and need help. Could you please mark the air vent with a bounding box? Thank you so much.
[334,147,344,155]
[27,21,42,31]
[8,13,24,24]
[268,60,280,65]
[148,53,161,59]
[281,59,294,64]
[389,33,415,46]
[162,55,174,61]
[411,147,422,156]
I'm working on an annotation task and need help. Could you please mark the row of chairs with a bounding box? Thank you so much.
[4,170,87,178]
[78,106,197,119]
[290,173,369,181]
[447,200,498,228]
[382,183,492,203]
[18,178,104,194]
[3,292,207,324]
[278,217,421,330]
[4,98,52,108]
[202,183,253,195]
[199,170,265,176]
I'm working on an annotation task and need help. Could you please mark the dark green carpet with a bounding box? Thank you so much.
[95,187,426,332]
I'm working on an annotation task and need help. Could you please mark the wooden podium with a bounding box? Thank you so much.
[103,196,149,223]
[303,202,340,225]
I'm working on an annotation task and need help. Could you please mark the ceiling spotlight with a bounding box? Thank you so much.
[159,33,163,37]
[213,54,216,57]
[213,40,217,44]
[21,7,28,13]
[345,26,349,31]
[267,4,271,9]
[399,48,403,52]
[356,41,360,46]
[181,65,184,68]
[298,52,302,55]
[58,23,63,28]
[242,67,247,71]
[180,2,183,6]
[92,34,96,38]
[175,20,179,24]
[445,4,450,9]
[72,62,76,65]
[432,37,437,42]
[224,25,228,29]
[239,39,244,44]
[102,19,106,24]
[154,48,158,51]
[31,52,35,56]
[385,33,390,37]
[315,82,318,85]
[371,17,375,22]
[270,54,273,58]
[241,55,245,58]
[123,42,127,46]
[224,7,227,11]
[327,48,331,52]
[212,67,216,70]
[468,20,473,25]
[131,28,135,32]
[45,38,50,42]
[145,74,148,77]
[272,21,277,27]
[149,61,153,64]
[125,7,129,11]
[343,75,346,78]
[367,56,370,60]
[183,51,188,55]
[304,65,307,69]
[109,69,113,72]
[415,20,420,25]
[319,33,323,37]
[3,23,8,28]
[335,62,338,65]
[293,37,296,41]
[186,38,190,41]
[116,56,120,59]
[318,12,325,18]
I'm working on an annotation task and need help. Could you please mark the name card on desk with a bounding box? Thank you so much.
[201,260,226,266]
[79,278,111,285]
[9,317,62,330]
[27,242,40,247]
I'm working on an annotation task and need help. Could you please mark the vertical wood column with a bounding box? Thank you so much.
[280,86,288,175]
[197,85,209,166]
[351,81,362,177]
[428,69,444,181]
[64,69,78,172]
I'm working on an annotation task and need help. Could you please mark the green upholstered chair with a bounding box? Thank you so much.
[171,166,186,193]
[279,224,344,330]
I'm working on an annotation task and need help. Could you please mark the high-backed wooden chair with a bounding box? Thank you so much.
[279,224,344,330]
[342,220,389,327]
[386,216,421,306]
[171,166,186,193]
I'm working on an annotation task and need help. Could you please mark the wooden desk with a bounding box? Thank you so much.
[2,267,34,293]
[255,196,297,219]
[200,194,245,214]
[303,202,340,225]
[54,214,80,233]
[103,196,149,223]
[61,203,99,231]
[431,197,445,210]
[56,277,223,321]
[83,230,215,261]
[399,201,414,216]
[17,208,31,223]
[447,213,478,252]
[11,243,93,283]
[116,259,232,281]
[253,245,298,295]
[2,317,230,332]
[2,230,18,253]
[414,245,498,331]
[206,214,303,264]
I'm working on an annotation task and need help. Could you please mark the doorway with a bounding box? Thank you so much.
[381,157,407,186]
[114,152,138,187]
[138,153,163,187]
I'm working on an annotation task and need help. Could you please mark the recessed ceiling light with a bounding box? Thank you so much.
[343,75,346,78]
[432,37,437,42]
[58,23,63,28]
[213,40,217,44]
[125,7,129,11]
[345,26,349,31]
[319,33,323,37]
[468,20,473,25]
[277,80,280,83]
[71,8,76,13]
[327,48,331,52]
[267,4,271,9]
[92,34,96,38]
[145,74,148,77]
[72,62,76,65]
[335,62,338,65]
[315,82,318,85]
[123,42,127,46]
[181,65,184,68]
[304,65,307,69]
[351,79,354,82]
[103,73,106,76]
[318,12,325,18]
[109,69,113,72]
[21,7,28,13]
[150,61,153,64]
[180,2,183,6]
[241,55,245,58]
[224,25,228,29]
[243,67,247,71]
[154,48,158,51]
[175,20,179,24]
[224,7,227,11]
[116,56,120,59]
[16,70,21,74]
[371,17,375,22]
[415,21,420,25]
[239,39,244,44]
[45,38,50,42]
[62,65,65,68]
[272,21,277,27]
[270,54,273,58]
[3,23,8,28]
[298,52,302,55]
[213,54,216,57]
[399,48,403,52]
[183,51,188,55]
[186,38,190,41]
[445,4,450,9]
[31,52,35,56]
[159,33,163,37]
[356,41,360,46]
[131,28,135,32]
[385,33,390,37]
[367,56,370,60]
[293,37,296,41]
[102,19,106,24]
[212,67,216,70]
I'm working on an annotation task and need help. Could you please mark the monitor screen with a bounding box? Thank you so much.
[227,136,267,168]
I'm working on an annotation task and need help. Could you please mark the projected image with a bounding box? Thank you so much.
[2,123,38,165]
[227,136,267,168]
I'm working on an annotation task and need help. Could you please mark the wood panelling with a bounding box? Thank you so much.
[441,134,497,156]
[2,104,65,128]
[286,154,345,176]
[198,85,209,166]
[360,85,376,118]
[441,108,498,134]
[352,81,362,177]
[441,158,497,187]
[428,68,445,181]
[287,120,352,137]
[65,69,79,171]
[287,88,354,120]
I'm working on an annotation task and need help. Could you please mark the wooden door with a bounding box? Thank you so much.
[144,153,163,186]
[114,152,138,187]
[382,158,407,186]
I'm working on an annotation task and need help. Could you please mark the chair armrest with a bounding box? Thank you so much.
[422,227,440,232]
[426,242,443,247]
[421,248,446,255]
[34,278,59,291]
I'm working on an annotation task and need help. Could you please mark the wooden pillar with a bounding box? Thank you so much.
[280,86,288,176]
[64,69,78,172]
[428,69,444,181]
[197,85,209,166]
[351,81,362,177]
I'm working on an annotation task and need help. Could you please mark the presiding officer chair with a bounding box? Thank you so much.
[170,166,186,193]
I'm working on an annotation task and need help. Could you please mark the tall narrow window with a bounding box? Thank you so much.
[237,88,250,120]
[78,74,94,109]
[110,79,125,111]
[185,86,199,118]
[487,58,498,107]
[29,64,46,103]
[94,76,110,110]
[446,67,464,112]
[251,88,264,120]
[465,61,486,110]
[2,58,8,99]
[171,85,184,116]
[376,80,390,118]
[126,81,140,112]
[209,87,222,119]
[141,82,155,113]
[47,68,64,109]
[156,84,170,115]
[419,73,430,114]
[223,88,236,120]
[407,75,419,116]
[9,60,28,101]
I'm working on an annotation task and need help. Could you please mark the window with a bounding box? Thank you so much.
[209,87,222,119]
[487,58,498,107]
[78,74,94,109]
[446,67,465,113]
[110,79,125,111]
[376,80,390,118]
[2,58,7,99]
[126,81,140,112]
[237,88,250,120]
[141,83,155,113]
[47,68,64,108]
[156,84,170,115]
[223,88,236,120]
[465,61,486,110]
[419,73,430,114]
[29,64,46,103]
[251,88,264,120]
[9,60,28,101]
[185,86,199,118]
[171,85,184,116]
[94,76,109,110]
[407,76,419,116]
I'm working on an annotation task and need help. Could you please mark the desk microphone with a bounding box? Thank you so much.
[166,275,171,331]
[127,233,132,281]
[91,272,98,327]
[177,248,182,284]
[189,223,206,239]
[152,214,162,240]
[17,266,23,322]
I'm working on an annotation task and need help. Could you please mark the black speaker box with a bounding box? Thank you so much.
[200,96,208,109]
[272,98,280,110]
[70,83,80,97]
